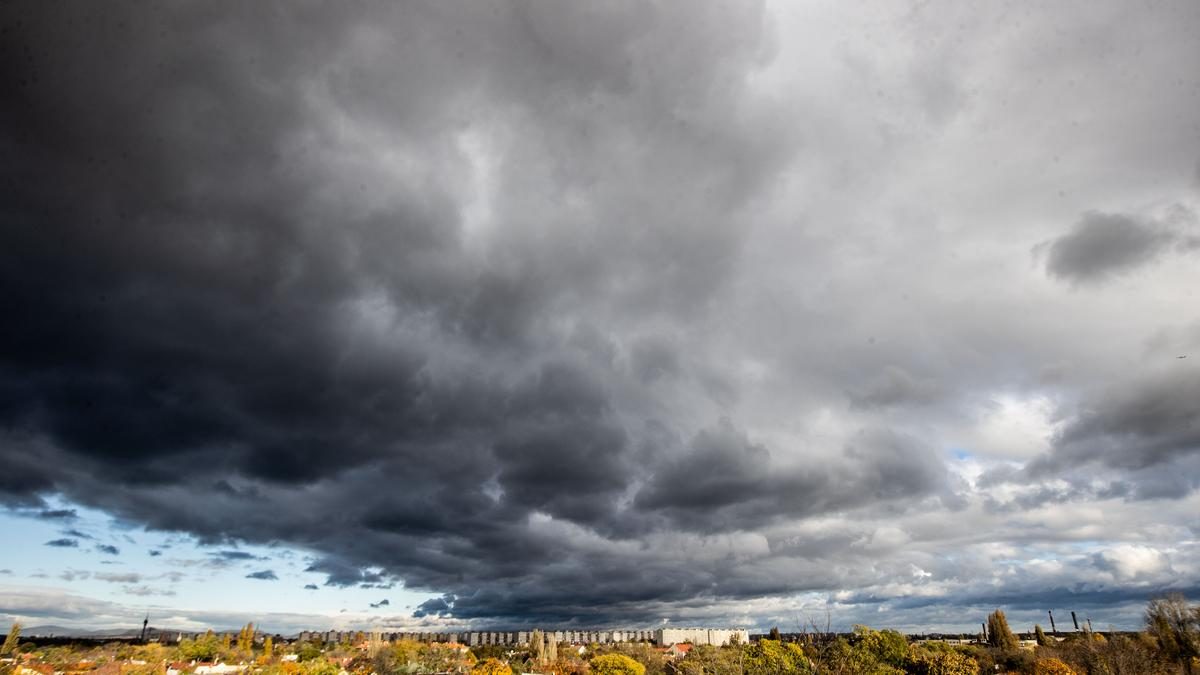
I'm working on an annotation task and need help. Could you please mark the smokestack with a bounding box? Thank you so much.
[1048,610,1057,634]
[1071,612,1079,631]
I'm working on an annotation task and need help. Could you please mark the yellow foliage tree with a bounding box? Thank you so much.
[2,623,20,656]
[470,657,512,675]
[906,647,978,675]
[590,653,646,675]
[1033,657,1077,675]
[237,623,255,653]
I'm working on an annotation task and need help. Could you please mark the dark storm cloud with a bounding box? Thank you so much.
[3,0,1199,630]
[1041,210,1197,283]
[246,570,278,581]
[636,422,955,532]
[37,509,77,520]
[0,0,810,623]
[44,539,78,548]
[412,595,454,619]
[212,550,263,562]
[1032,366,1200,475]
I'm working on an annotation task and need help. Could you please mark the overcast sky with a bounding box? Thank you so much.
[2,0,1199,636]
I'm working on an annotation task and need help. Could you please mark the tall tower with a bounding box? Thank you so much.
[140,614,149,642]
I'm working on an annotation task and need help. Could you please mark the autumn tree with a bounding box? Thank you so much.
[1146,593,1200,675]
[470,657,512,675]
[1,623,19,656]
[302,659,339,675]
[986,609,1019,651]
[742,639,809,675]
[181,632,221,662]
[1035,624,1053,647]
[905,644,978,675]
[1033,657,1077,675]
[591,653,646,675]
[531,629,544,664]
[263,637,274,660]
[237,623,255,654]
[853,625,908,670]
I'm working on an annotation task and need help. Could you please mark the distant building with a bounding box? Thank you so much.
[654,628,749,646]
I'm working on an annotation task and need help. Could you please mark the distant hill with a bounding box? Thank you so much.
[21,625,253,639]
[23,626,148,638]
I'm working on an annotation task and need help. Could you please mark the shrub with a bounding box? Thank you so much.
[470,657,512,675]
[590,653,646,675]
[1033,657,1077,675]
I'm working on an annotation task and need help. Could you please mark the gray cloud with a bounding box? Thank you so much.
[93,572,141,583]
[122,586,177,597]
[1042,209,1197,283]
[212,550,263,562]
[44,539,78,548]
[245,570,279,581]
[1034,366,1200,474]
[1,0,1199,631]
[95,544,120,556]
[847,366,943,410]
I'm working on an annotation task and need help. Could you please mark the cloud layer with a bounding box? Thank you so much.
[2,0,1200,630]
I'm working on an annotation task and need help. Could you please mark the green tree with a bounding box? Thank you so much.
[469,657,512,675]
[303,659,339,675]
[854,625,908,669]
[1,623,19,656]
[675,644,742,675]
[1035,624,1053,647]
[592,653,646,675]
[296,641,323,662]
[1146,593,1200,675]
[181,632,221,662]
[986,609,1019,651]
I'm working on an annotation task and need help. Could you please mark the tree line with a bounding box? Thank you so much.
[1,594,1197,675]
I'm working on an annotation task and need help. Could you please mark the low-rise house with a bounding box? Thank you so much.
[192,663,247,675]
[664,643,693,659]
